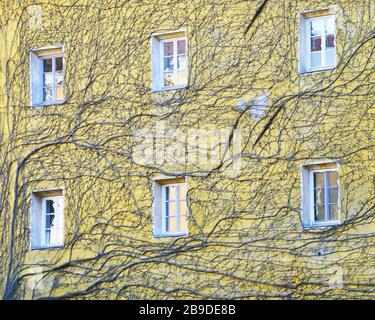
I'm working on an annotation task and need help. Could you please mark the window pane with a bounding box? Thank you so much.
[327,171,338,187]
[325,34,335,48]
[165,186,169,202]
[43,73,53,86]
[169,201,176,217]
[164,57,174,72]
[164,73,174,87]
[325,50,335,66]
[46,200,55,214]
[45,230,51,244]
[177,39,186,54]
[163,42,174,56]
[168,186,176,201]
[314,205,325,221]
[329,187,338,204]
[45,214,55,229]
[177,70,187,86]
[56,71,63,86]
[43,86,53,102]
[179,214,187,233]
[314,188,325,205]
[325,17,335,34]
[310,19,322,36]
[56,57,63,71]
[329,204,338,220]
[55,86,64,101]
[310,52,322,68]
[43,59,52,72]
[178,184,186,200]
[311,37,322,52]
[314,172,325,189]
[179,198,186,214]
[167,216,176,233]
[177,55,187,70]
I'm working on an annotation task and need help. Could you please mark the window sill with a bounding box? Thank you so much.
[31,100,66,108]
[30,244,64,251]
[153,232,188,239]
[299,66,336,75]
[303,221,341,229]
[152,85,188,93]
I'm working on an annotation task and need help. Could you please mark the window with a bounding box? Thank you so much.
[301,163,340,227]
[300,12,336,72]
[151,31,188,91]
[153,177,188,237]
[30,189,64,249]
[30,46,64,106]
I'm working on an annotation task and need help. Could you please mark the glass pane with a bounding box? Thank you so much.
[177,39,186,54]
[311,36,322,52]
[43,59,52,72]
[56,71,63,86]
[177,70,187,86]
[179,200,186,217]
[314,188,325,205]
[43,73,53,86]
[46,200,55,213]
[314,172,325,188]
[56,57,63,71]
[168,186,175,201]
[329,187,338,204]
[164,57,174,72]
[169,201,176,217]
[315,205,325,221]
[325,17,335,34]
[45,214,55,229]
[45,230,51,244]
[310,52,322,68]
[167,216,176,233]
[325,50,335,67]
[165,186,169,202]
[179,214,187,233]
[163,42,174,56]
[310,19,322,36]
[327,171,338,187]
[43,86,53,102]
[178,184,186,200]
[164,73,174,87]
[329,204,338,220]
[326,34,335,48]
[177,55,187,70]
[55,86,64,101]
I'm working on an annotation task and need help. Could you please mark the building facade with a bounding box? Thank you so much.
[0,0,374,299]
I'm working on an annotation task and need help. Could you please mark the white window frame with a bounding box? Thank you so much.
[41,196,62,247]
[309,168,340,227]
[30,46,65,107]
[151,30,188,92]
[30,190,65,250]
[40,55,64,106]
[300,13,336,73]
[161,183,188,236]
[159,37,188,91]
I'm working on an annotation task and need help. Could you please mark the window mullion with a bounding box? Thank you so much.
[42,199,46,244]
[322,18,326,67]
[52,57,56,103]
[162,186,166,233]
[176,186,180,232]
[324,171,330,221]
[307,19,311,70]
[174,40,177,86]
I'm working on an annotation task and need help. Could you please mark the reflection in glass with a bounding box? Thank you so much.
[311,37,322,52]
